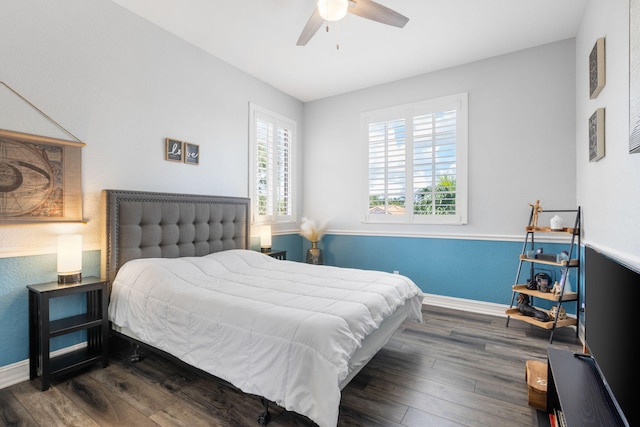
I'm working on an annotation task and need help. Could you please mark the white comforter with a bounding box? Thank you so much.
[108,249,424,427]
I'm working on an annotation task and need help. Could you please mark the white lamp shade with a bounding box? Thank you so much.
[260,225,272,249]
[57,234,82,274]
[318,0,348,21]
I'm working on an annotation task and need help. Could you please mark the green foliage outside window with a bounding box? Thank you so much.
[414,175,456,215]
[369,175,456,215]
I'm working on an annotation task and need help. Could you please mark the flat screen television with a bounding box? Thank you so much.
[584,245,638,426]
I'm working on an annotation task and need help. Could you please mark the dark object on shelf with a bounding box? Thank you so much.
[527,272,553,292]
[537,277,551,293]
[517,294,550,322]
[535,253,558,262]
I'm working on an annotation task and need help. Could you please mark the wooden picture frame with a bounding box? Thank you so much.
[0,129,84,223]
[589,108,605,162]
[165,138,183,162]
[589,37,606,99]
[184,142,199,165]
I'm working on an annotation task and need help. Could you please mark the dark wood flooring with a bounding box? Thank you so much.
[0,305,582,427]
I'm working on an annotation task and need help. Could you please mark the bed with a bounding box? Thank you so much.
[102,189,424,427]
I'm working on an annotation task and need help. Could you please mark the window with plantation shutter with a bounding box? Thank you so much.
[250,104,295,224]
[364,93,468,224]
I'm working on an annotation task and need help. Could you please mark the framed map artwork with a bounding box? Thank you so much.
[0,129,84,223]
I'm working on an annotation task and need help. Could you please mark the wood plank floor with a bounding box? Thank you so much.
[0,305,582,427]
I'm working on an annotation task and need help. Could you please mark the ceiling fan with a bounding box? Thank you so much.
[296,0,409,46]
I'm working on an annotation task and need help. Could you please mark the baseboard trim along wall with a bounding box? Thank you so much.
[424,293,509,317]
[0,343,86,390]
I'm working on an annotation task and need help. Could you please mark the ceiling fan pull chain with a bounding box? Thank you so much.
[324,1,329,32]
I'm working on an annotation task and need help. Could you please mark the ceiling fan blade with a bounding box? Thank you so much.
[297,7,324,46]
[348,0,409,28]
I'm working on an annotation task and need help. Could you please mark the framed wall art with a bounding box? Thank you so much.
[589,108,605,162]
[589,37,605,99]
[165,138,183,162]
[0,129,84,223]
[184,142,199,165]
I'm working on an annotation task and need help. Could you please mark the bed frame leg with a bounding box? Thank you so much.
[129,343,141,363]
[257,397,271,426]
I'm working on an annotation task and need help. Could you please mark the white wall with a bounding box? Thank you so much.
[576,0,640,265]
[3,0,637,268]
[0,0,303,257]
[302,40,577,239]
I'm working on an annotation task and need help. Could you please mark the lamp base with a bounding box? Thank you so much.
[58,272,82,284]
[261,247,271,253]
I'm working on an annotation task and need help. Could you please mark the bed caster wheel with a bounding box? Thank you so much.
[257,398,270,426]
[257,411,270,426]
[129,343,141,363]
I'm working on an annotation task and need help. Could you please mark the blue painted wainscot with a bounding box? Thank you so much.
[304,234,581,315]
[0,251,100,369]
[0,235,581,388]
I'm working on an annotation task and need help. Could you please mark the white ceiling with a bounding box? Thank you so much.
[110,0,588,102]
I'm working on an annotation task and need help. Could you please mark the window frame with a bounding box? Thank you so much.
[249,103,296,225]
[362,92,468,225]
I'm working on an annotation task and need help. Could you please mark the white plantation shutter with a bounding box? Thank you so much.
[368,118,406,215]
[255,117,273,217]
[413,109,457,215]
[275,126,291,217]
[364,93,468,224]
[251,104,295,223]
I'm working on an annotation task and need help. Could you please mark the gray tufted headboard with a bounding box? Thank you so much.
[101,189,250,284]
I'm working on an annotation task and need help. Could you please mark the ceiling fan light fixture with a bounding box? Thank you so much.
[317,0,348,21]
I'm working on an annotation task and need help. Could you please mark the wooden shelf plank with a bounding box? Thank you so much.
[525,226,579,234]
[519,254,579,267]
[505,308,577,329]
[511,285,578,302]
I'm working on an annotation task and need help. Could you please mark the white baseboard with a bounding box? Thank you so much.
[0,359,29,390]
[0,343,86,390]
[424,293,509,317]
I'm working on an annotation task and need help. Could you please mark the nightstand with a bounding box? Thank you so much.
[27,276,109,391]
[262,249,287,260]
